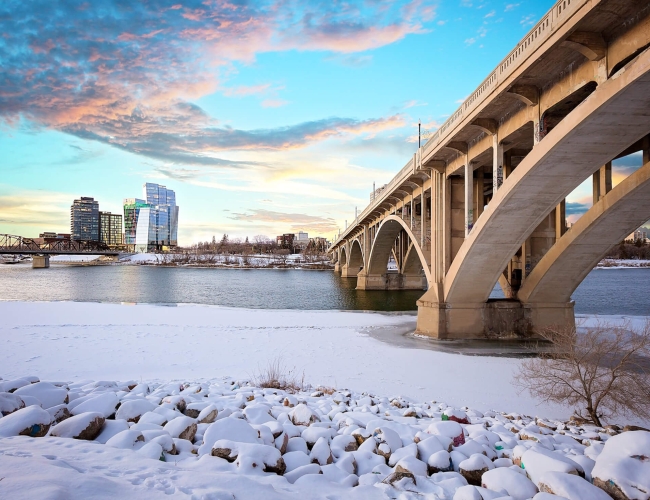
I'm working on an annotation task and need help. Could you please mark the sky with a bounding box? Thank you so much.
[0,0,644,245]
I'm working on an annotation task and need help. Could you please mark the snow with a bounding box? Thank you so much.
[2,301,650,498]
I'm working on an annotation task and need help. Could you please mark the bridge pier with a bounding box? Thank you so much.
[357,272,425,290]
[32,255,50,269]
[340,264,360,278]
[416,292,574,339]
[334,262,340,273]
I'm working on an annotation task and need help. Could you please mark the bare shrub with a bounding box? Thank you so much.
[251,358,305,393]
[515,320,650,426]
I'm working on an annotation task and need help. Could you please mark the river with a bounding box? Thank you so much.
[0,263,648,315]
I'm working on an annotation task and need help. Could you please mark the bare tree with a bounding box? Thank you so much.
[515,320,650,426]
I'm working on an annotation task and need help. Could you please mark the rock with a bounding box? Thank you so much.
[14,382,68,409]
[283,450,311,473]
[395,455,428,477]
[289,404,319,426]
[351,428,371,446]
[459,453,493,486]
[539,471,610,500]
[388,443,418,467]
[428,420,465,447]
[94,419,130,444]
[47,404,71,424]
[71,392,118,418]
[310,437,333,465]
[428,450,453,474]
[161,395,186,413]
[0,405,51,437]
[105,429,145,449]
[443,408,470,425]
[115,399,156,423]
[199,417,260,455]
[0,378,32,393]
[383,466,415,485]
[284,463,321,484]
[481,467,538,500]
[49,412,105,440]
[592,430,650,500]
[331,434,357,453]
[197,404,218,424]
[0,392,25,416]
[622,424,650,432]
[211,439,286,474]
[164,416,197,442]
[521,449,583,487]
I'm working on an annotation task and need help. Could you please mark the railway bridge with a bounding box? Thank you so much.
[0,234,119,268]
[329,0,650,339]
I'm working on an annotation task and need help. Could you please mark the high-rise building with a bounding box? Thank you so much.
[70,197,99,241]
[99,211,123,246]
[123,184,179,252]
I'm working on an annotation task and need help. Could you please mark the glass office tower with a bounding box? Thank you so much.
[99,211,123,246]
[123,184,179,252]
[71,197,100,241]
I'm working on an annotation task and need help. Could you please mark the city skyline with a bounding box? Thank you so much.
[0,0,646,245]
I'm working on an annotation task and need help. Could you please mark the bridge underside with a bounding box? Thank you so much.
[330,0,650,339]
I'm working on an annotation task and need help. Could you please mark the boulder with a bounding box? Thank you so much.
[310,437,333,465]
[592,430,650,500]
[289,404,319,426]
[71,392,118,418]
[211,439,286,474]
[105,429,145,449]
[49,412,105,440]
[163,416,197,442]
[198,417,260,455]
[14,382,68,409]
[0,392,25,416]
[459,453,493,486]
[115,399,156,423]
[428,420,465,447]
[521,449,583,487]
[197,404,218,424]
[539,471,610,500]
[0,405,51,437]
[47,404,71,424]
[428,450,453,474]
[481,467,538,500]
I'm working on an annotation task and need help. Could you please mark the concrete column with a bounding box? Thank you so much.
[474,167,484,220]
[420,190,424,248]
[593,162,612,203]
[555,200,566,241]
[464,160,473,236]
[32,255,49,268]
[492,135,503,194]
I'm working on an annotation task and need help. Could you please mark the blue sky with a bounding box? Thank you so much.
[4,0,638,245]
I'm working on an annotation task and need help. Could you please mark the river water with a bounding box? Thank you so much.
[0,263,648,315]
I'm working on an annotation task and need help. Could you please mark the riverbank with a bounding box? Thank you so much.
[2,301,649,499]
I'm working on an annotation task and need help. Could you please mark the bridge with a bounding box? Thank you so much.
[329,0,650,339]
[0,234,119,268]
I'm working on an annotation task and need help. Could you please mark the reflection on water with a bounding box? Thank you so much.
[0,264,648,315]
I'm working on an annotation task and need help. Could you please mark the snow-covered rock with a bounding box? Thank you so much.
[163,415,197,441]
[592,431,650,500]
[70,392,118,418]
[0,405,51,437]
[0,392,25,416]
[49,412,105,440]
[211,439,286,474]
[539,471,611,500]
[14,382,68,409]
[481,467,538,500]
[115,399,156,422]
[459,453,494,485]
[289,404,319,426]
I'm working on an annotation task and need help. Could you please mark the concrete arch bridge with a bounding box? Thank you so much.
[329,0,650,339]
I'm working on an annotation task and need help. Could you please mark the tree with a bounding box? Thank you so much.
[515,320,650,426]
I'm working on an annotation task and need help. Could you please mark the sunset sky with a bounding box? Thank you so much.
[0,0,643,244]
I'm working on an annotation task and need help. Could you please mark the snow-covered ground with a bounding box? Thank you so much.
[120,252,332,268]
[2,302,649,499]
[596,258,650,268]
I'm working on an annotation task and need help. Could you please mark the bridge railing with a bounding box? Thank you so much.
[330,0,586,251]
[0,234,115,255]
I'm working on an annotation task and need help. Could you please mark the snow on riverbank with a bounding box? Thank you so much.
[1,301,571,420]
[596,258,650,268]
[1,374,648,499]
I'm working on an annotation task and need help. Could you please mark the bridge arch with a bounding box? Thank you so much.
[443,48,650,306]
[348,239,364,271]
[366,215,431,284]
[518,159,650,305]
[339,246,348,268]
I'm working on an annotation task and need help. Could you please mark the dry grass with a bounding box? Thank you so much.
[315,386,337,395]
[251,357,305,393]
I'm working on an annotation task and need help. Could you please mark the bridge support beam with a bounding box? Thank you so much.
[416,293,574,339]
[32,255,50,269]
[334,262,340,273]
[356,272,425,290]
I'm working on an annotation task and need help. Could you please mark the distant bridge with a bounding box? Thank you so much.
[0,234,119,267]
[330,0,650,339]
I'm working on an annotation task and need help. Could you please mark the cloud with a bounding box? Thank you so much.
[484,10,495,18]
[403,100,428,109]
[520,14,536,28]
[325,54,373,67]
[565,201,591,216]
[0,187,73,234]
[465,38,476,45]
[505,4,520,12]
[229,209,339,233]
[0,0,431,165]
[261,99,289,108]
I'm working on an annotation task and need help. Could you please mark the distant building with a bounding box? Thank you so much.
[296,231,308,242]
[308,237,329,252]
[70,197,99,241]
[99,211,123,246]
[277,234,295,250]
[123,183,179,252]
[633,229,648,241]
